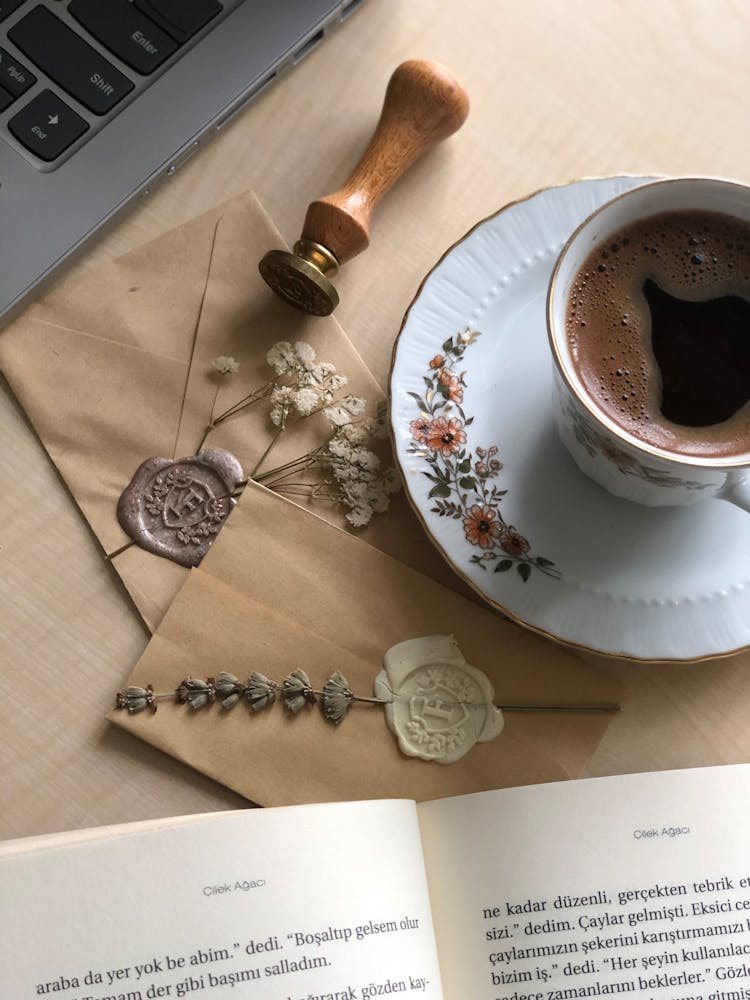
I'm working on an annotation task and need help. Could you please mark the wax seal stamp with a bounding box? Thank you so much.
[259,59,469,316]
[117,448,243,567]
[374,635,504,764]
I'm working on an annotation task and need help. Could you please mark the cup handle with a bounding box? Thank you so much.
[719,470,750,512]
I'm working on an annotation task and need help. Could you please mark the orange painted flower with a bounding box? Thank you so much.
[424,416,467,456]
[464,504,501,549]
[410,416,431,443]
[500,527,530,557]
[438,367,464,402]
[429,354,445,369]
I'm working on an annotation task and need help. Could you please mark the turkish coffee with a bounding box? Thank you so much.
[564,209,750,458]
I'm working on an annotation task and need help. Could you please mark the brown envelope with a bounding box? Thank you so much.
[109,483,620,804]
[0,190,620,800]
[0,192,461,632]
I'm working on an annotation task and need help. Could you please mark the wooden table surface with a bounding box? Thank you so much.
[4,0,750,839]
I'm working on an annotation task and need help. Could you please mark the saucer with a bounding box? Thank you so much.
[389,176,750,661]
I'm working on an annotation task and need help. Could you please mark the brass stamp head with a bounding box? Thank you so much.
[258,240,340,317]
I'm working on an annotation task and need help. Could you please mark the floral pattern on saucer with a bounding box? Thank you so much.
[406,329,560,582]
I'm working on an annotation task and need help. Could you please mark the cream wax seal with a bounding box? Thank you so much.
[374,635,504,764]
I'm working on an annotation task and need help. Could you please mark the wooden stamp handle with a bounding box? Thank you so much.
[300,59,469,264]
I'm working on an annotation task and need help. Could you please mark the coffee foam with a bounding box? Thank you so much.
[565,210,750,458]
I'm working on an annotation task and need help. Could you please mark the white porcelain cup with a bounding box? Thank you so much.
[547,176,750,510]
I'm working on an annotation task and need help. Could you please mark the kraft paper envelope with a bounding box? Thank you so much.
[0,192,462,632]
[0,190,619,800]
[109,483,620,804]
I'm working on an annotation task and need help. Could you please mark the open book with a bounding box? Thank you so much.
[3,764,750,999]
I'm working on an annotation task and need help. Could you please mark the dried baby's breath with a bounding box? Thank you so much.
[266,341,316,376]
[212,355,240,375]
[323,395,366,427]
[269,385,296,429]
[292,387,319,416]
[198,341,400,528]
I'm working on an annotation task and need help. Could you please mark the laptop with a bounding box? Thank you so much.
[0,0,364,324]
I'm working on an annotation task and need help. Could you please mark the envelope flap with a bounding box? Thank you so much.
[19,203,232,361]
[0,191,396,631]
[109,482,620,803]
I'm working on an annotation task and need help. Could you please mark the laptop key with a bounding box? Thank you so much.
[8,89,88,161]
[133,0,222,44]
[0,46,36,97]
[0,0,24,23]
[9,6,134,115]
[69,0,178,76]
[0,85,13,112]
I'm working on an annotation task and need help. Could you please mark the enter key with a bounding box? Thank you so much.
[69,0,178,76]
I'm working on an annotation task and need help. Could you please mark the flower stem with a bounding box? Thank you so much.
[272,486,338,503]
[500,702,620,713]
[259,462,324,490]
[249,429,283,479]
[353,694,391,705]
[207,383,221,423]
[196,423,215,454]
[213,382,273,426]
[265,482,316,492]
[254,447,324,485]
[194,383,223,452]
[105,540,135,561]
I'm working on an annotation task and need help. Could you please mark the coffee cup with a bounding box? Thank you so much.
[547,176,750,510]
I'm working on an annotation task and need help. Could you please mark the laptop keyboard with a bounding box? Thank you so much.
[0,0,228,167]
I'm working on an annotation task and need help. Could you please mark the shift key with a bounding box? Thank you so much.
[9,90,88,161]
[9,6,133,115]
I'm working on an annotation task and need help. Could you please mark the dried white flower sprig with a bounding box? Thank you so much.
[253,397,399,528]
[115,671,620,727]
[211,355,240,375]
[200,341,401,528]
[202,341,350,448]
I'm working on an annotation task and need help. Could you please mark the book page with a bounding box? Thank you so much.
[0,800,442,999]
[417,764,750,999]
[0,812,236,856]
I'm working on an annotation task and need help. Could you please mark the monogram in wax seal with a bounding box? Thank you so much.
[374,635,504,764]
[117,448,244,567]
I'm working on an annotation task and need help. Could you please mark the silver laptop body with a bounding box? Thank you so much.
[0,0,362,324]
